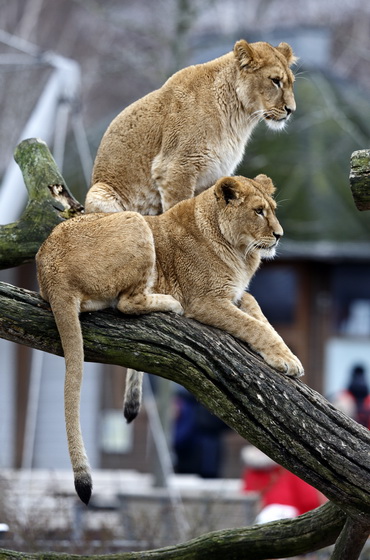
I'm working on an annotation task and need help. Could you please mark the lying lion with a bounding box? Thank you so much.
[36,174,303,504]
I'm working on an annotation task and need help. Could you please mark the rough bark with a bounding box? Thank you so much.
[349,148,370,211]
[0,280,357,558]
[0,138,370,559]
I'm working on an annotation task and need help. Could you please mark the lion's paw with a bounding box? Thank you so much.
[263,350,304,378]
[162,295,184,315]
[281,354,304,378]
[171,299,185,315]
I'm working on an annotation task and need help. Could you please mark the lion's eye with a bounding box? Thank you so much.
[255,208,264,216]
[271,77,281,88]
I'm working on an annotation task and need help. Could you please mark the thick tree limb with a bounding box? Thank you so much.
[0,276,370,560]
[0,138,83,270]
[1,282,370,518]
[0,502,344,560]
[1,138,370,558]
[349,149,370,211]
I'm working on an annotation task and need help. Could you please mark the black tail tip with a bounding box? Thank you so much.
[124,402,140,424]
[75,476,92,505]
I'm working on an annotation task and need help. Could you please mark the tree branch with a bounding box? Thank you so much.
[349,149,370,211]
[330,514,370,560]
[0,138,83,270]
[0,502,345,560]
[1,280,370,519]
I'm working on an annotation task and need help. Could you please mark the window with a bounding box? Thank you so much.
[332,264,370,335]
[249,265,298,325]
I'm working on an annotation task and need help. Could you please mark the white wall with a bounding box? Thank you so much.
[324,337,370,399]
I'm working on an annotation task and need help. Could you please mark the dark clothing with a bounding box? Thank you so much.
[173,391,227,478]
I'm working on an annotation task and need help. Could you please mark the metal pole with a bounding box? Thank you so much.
[143,375,190,540]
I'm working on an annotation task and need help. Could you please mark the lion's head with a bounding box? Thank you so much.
[214,174,283,258]
[234,39,297,131]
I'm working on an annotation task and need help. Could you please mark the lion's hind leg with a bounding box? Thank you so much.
[119,286,183,425]
[117,291,183,315]
[85,182,126,213]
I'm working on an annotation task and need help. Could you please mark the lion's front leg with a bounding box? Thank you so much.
[117,292,184,315]
[238,292,271,324]
[187,298,304,378]
[151,154,198,212]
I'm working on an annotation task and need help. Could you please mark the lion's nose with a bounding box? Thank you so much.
[273,232,282,241]
[285,105,294,116]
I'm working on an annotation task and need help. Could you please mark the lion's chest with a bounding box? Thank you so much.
[194,130,252,193]
[230,268,252,303]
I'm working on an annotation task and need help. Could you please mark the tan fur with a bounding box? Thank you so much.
[36,174,303,504]
[85,39,297,215]
[86,38,297,431]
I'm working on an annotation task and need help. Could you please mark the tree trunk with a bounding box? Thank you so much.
[1,280,370,518]
[330,516,370,560]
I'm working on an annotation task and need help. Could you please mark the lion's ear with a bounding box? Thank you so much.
[234,40,262,70]
[276,42,298,67]
[215,177,241,204]
[253,174,276,195]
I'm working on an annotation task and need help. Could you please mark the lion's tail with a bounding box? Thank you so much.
[51,295,92,505]
[123,369,144,423]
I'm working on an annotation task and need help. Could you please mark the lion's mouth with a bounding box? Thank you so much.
[263,113,289,131]
[264,113,287,122]
[256,240,278,251]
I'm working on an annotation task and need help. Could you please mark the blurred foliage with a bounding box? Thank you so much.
[239,68,370,242]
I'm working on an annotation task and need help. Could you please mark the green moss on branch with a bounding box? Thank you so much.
[0,138,83,270]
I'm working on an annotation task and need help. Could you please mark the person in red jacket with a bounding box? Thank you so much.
[241,446,323,523]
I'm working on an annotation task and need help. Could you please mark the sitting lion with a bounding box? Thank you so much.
[86,39,297,215]
[36,174,303,504]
